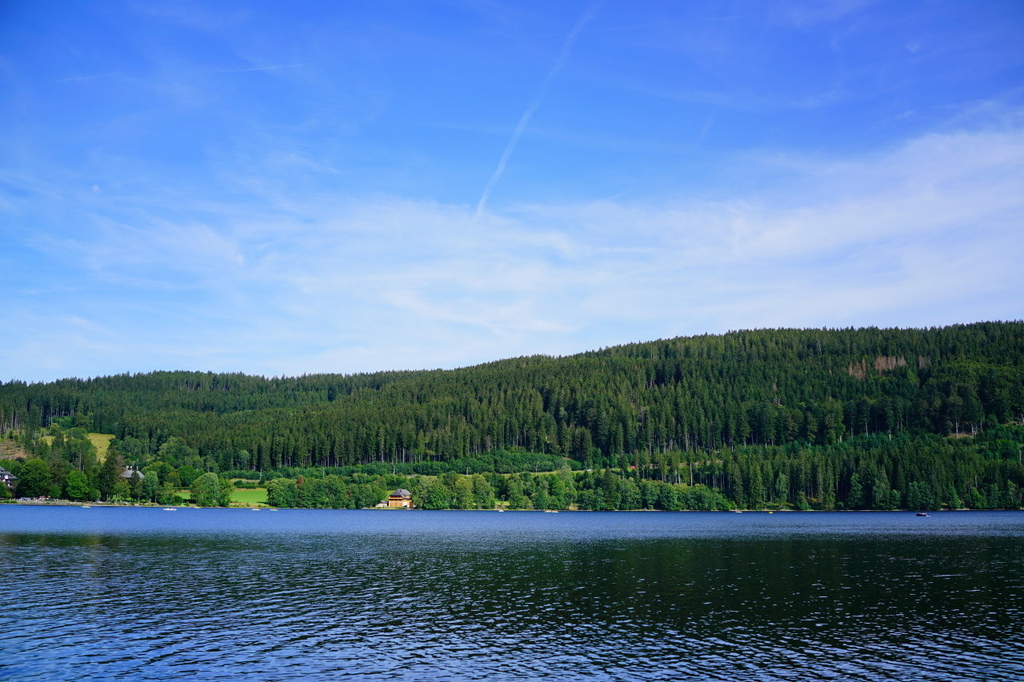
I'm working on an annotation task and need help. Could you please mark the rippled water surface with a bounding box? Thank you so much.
[2,507,1023,681]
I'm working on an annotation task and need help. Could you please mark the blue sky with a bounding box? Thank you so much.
[2,0,1023,382]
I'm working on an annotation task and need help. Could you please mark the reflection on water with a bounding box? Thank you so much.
[2,508,1023,680]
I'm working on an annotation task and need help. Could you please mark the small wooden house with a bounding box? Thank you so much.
[387,488,414,508]
[0,466,16,492]
[121,466,145,480]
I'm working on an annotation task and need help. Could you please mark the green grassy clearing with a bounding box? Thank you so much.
[39,432,115,462]
[174,486,268,505]
[90,434,115,462]
[231,487,268,505]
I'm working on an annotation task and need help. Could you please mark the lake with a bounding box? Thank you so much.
[1,507,1022,681]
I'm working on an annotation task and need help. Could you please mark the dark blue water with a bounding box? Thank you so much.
[2,507,1022,681]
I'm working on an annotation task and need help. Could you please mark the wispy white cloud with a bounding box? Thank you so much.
[475,2,600,217]
[4,1,1021,385]
[772,0,878,28]
[206,64,306,75]
[55,72,125,84]
[4,112,1022,381]
[126,0,249,32]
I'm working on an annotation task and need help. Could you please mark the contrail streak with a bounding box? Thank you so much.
[475,3,599,219]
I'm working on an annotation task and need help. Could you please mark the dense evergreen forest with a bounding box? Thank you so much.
[1,323,1022,510]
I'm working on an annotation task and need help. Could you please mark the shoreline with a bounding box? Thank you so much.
[4,499,1016,512]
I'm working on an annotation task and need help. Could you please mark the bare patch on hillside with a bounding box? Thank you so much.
[847,355,918,379]
[0,439,28,460]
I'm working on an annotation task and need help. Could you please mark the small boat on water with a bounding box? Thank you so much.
[916,512,930,517]
[163,507,177,511]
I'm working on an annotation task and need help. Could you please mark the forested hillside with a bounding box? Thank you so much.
[2,323,1023,509]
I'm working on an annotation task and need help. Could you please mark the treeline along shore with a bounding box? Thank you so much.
[1,322,1023,510]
